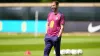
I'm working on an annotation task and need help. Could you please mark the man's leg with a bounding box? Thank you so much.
[44,35,53,56]
[53,36,61,56]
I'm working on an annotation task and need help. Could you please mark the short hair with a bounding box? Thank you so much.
[52,0,59,6]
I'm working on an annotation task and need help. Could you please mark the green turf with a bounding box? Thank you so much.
[0,34,100,56]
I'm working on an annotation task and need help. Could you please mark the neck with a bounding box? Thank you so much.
[54,10,58,15]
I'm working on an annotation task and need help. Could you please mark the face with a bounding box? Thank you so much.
[51,2,58,12]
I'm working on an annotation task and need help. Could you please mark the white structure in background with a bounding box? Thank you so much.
[53,49,83,55]
[71,49,77,55]
[0,21,2,31]
[21,21,27,32]
[65,49,71,54]
[77,49,83,54]
[35,11,38,37]
[60,49,66,55]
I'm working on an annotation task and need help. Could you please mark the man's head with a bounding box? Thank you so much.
[51,1,59,12]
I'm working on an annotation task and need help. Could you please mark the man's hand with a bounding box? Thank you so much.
[58,25,64,37]
[58,33,61,37]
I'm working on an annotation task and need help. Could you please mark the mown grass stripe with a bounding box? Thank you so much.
[0,42,100,52]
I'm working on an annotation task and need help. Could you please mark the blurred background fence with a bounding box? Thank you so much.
[0,3,100,33]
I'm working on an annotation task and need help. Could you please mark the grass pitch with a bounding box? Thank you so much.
[0,33,100,56]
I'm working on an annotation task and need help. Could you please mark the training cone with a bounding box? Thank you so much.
[24,50,31,56]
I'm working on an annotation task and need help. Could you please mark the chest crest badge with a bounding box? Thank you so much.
[56,16,59,20]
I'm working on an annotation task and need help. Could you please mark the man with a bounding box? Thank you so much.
[44,1,65,56]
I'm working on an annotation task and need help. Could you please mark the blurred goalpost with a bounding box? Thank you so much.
[34,11,38,37]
